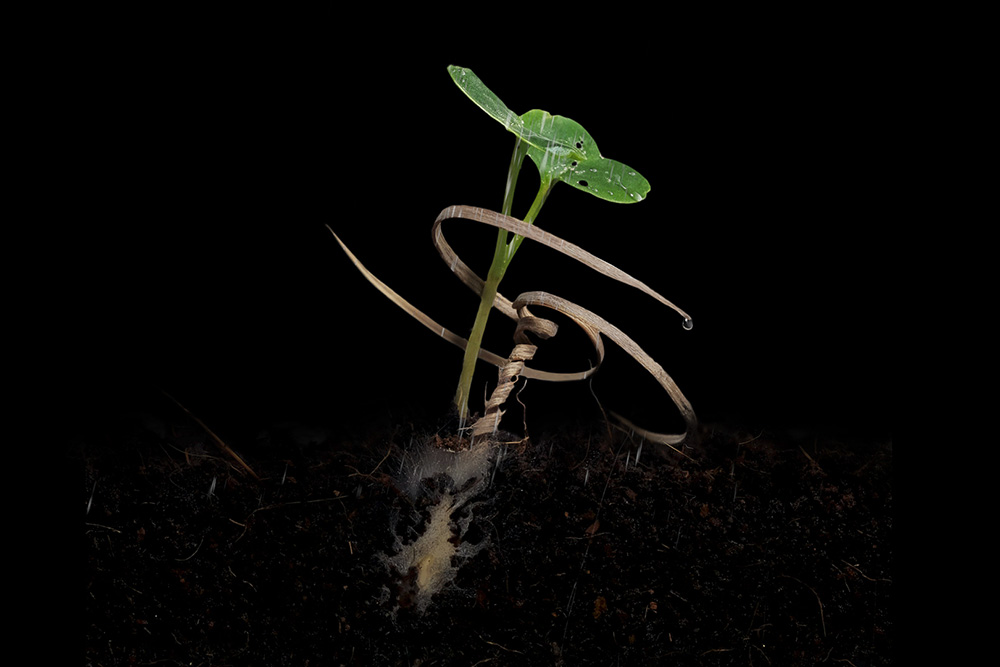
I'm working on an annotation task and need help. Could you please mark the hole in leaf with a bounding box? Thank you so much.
[578,180,589,187]
[571,161,578,167]
[575,141,583,149]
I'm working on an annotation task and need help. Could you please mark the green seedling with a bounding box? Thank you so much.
[446,65,651,422]
[330,65,695,447]
[331,66,699,613]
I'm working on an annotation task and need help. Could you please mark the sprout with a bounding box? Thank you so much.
[446,66,651,421]
[330,65,696,447]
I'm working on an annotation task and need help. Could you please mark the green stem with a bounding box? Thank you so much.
[454,138,553,422]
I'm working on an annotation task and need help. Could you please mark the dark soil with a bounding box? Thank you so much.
[77,406,892,665]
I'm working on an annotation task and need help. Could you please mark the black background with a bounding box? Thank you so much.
[58,9,893,445]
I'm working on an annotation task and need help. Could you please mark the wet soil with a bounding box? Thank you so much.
[77,409,892,665]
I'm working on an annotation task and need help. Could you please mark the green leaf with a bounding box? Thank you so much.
[448,65,650,204]
[448,66,525,138]
[448,66,567,153]
[521,110,651,204]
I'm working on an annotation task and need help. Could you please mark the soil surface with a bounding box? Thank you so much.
[77,407,892,665]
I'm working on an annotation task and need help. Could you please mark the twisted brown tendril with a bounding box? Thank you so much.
[328,205,696,447]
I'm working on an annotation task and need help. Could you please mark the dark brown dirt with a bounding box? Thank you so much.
[78,409,892,665]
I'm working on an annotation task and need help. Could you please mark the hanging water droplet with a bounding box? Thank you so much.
[682,318,694,331]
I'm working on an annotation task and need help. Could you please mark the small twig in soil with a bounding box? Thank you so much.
[831,561,852,592]
[231,496,348,545]
[84,522,121,533]
[481,637,524,654]
[798,444,824,473]
[750,643,772,664]
[162,391,260,480]
[166,440,226,466]
[779,574,826,637]
[348,447,392,480]
[86,480,97,515]
[841,560,891,583]
[175,537,204,562]
[228,565,257,592]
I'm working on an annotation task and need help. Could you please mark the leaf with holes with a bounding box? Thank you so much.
[448,66,650,204]
[520,109,650,203]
